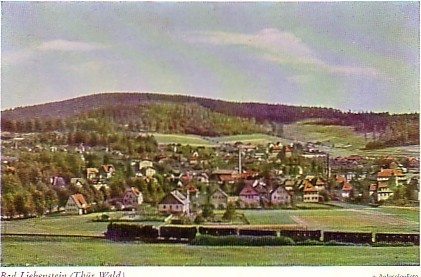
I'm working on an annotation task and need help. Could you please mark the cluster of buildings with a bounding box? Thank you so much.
[9,136,416,216]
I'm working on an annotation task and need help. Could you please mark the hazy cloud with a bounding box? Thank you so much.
[187,28,381,78]
[3,39,106,65]
[37,39,106,52]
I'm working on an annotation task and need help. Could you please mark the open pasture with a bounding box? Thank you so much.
[1,236,419,266]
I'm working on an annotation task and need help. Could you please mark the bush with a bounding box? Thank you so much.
[324,240,357,246]
[190,235,295,246]
[296,239,324,246]
[194,215,205,224]
[372,242,414,247]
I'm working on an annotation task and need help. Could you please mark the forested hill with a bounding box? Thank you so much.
[2,92,344,123]
[1,92,419,147]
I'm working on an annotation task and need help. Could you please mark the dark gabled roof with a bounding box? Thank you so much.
[211,188,229,198]
[159,190,187,205]
[239,183,259,196]
[270,185,289,196]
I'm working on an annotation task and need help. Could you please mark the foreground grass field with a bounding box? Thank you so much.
[1,236,419,266]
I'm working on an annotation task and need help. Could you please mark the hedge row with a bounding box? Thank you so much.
[190,235,295,246]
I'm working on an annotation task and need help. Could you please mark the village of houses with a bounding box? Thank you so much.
[55,141,420,221]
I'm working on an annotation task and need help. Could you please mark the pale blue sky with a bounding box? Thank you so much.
[2,2,419,113]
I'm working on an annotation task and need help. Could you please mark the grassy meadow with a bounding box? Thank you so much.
[149,128,419,157]
[1,236,419,266]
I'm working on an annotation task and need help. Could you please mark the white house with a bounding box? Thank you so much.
[65,194,88,215]
[158,190,190,215]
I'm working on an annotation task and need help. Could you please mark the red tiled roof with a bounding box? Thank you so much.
[304,182,317,192]
[370,184,377,191]
[377,169,405,178]
[342,183,352,191]
[71,194,87,208]
[102,164,114,172]
[185,183,199,193]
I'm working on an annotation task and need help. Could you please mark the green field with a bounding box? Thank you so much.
[2,206,418,236]
[2,206,419,266]
[239,206,419,233]
[1,236,418,266]
[149,133,217,146]
[214,134,289,145]
[151,133,287,146]
[283,121,366,149]
[149,131,419,158]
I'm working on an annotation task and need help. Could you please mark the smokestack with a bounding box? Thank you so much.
[239,147,242,174]
[186,189,190,215]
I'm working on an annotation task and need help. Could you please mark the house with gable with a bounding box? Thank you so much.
[143,166,157,178]
[210,188,229,209]
[270,185,291,207]
[239,183,260,208]
[100,164,116,179]
[314,178,326,191]
[303,181,321,203]
[139,160,153,170]
[50,176,66,187]
[122,187,143,209]
[65,194,88,215]
[377,181,393,201]
[87,168,100,183]
[377,168,407,186]
[341,182,353,199]
[158,190,190,215]
[374,168,407,201]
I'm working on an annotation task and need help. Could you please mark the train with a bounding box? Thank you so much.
[105,223,420,245]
